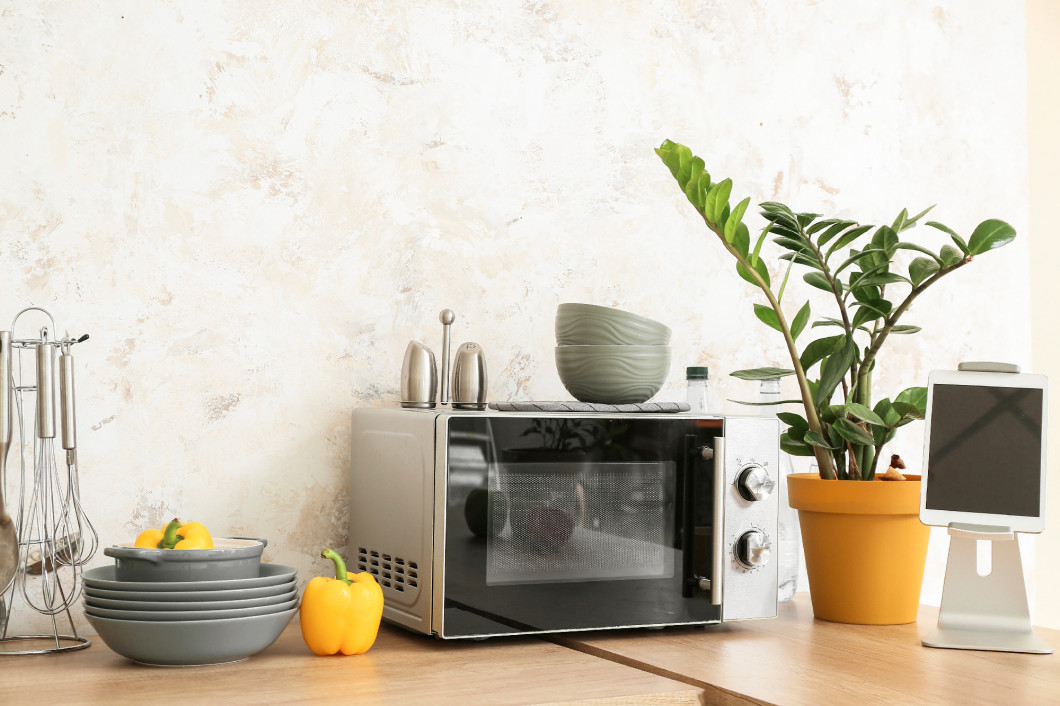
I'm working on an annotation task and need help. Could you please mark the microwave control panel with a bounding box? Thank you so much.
[719,416,780,621]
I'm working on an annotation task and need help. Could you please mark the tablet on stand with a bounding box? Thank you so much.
[920,362,1051,654]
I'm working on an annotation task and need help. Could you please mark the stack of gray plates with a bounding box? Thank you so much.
[82,556,298,666]
[554,303,673,404]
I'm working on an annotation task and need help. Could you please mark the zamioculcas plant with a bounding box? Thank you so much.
[656,139,1016,480]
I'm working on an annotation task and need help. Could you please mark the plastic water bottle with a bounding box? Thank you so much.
[685,366,712,413]
[759,377,799,603]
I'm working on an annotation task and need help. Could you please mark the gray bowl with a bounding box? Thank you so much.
[85,589,297,612]
[84,597,298,622]
[555,345,671,404]
[83,562,295,592]
[85,606,297,666]
[104,537,266,582]
[84,579,295,603]
[556,303,672,346]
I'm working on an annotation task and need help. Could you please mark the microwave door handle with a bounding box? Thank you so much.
[710,436,725,606]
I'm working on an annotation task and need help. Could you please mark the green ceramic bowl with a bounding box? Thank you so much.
[555,345,671,404]
[555,303,671,346]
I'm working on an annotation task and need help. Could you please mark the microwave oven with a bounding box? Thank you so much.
[349,406,780,639]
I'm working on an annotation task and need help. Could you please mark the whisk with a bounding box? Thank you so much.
[0,307,95,654]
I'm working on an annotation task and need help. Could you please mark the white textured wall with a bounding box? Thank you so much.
[0,1,1029,635]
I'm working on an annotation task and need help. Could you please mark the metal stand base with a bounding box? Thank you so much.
[922,524,1052,654]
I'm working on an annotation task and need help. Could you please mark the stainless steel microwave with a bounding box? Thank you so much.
[349,407,779,639]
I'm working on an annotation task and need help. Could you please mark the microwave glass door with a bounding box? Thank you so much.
[441,415,721,637]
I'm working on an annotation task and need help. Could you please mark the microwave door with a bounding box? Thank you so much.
[439,415,723,638]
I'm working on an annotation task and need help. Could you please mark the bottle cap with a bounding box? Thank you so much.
[686,366,709,380]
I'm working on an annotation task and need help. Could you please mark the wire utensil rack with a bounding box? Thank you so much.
[0,307,96,655]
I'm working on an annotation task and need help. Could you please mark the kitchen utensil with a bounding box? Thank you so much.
[555,344,672,404]
[104,537,266,582]
[451,342,487,410]
[400,341,438,409]
[555,303,672,346]
[84,597,298,622]
[439,309,455,404]
[0,332,16,594]
[83,580,296,603]
[83,561,295,591]
[57,338,96,566]
[85,606,297,666]
[85,588,296,612]
[0,307,94,655]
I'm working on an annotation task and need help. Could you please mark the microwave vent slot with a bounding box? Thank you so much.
[355,546,420,598]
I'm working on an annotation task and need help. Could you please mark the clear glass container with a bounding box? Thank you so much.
[685,366,711,413]
[758,377,800,603]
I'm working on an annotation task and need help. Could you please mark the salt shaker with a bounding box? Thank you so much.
[451,342,487,410]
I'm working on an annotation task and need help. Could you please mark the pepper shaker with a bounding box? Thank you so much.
[451,342,487,410]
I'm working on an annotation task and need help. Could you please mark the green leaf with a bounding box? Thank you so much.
[773,236,811,253]
[779,251,823,270]
[895,242,944,265]
[925,220,959,238]
[807,218,840,235]
[873,398,900,427]
[939,244,963,267]
[846,402,886,427]
[790,301,811,340]
[967,219,1016,255]
[753,303,782,332]
[803,271,835,293]
[889,324,921,334]
[816,220,857,247]
[799,334,845,371]
[811,317,872,334]
[729,367,796,380]
[736,257,771,288]
[781,434,817,457]
[871,226,900,259]
[891,209,908,233]
[850,305,878,330]
[895,386,928,413]
[815,337,855,408]
[655,141,682,178]
[825,224,873,258]
[833,418,876,446]
[797,212,821,228]
[892,402,924,421]
[805,430,839,450]
[777,412,808,429]
[835,248,885,275]
[852,297,892,318]
[732,221,750,257]
[906,204,935,227]
[725,196,751,242]
[855,273,911,288]
[909,257,940,286]
[705,178,733,225]
[751,222,772,267]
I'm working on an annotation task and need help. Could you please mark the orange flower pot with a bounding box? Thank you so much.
[787,473,930,625]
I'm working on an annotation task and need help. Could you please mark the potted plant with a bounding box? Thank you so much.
[655,139,1016,624]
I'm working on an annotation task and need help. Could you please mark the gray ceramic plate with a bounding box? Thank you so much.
[82,562,295,592]
[84,597,298,622]
[83,578,295,602]
[84,588,297,612]
[86,606,297,666]
[104,538,266,582]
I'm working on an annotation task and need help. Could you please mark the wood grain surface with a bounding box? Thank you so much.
[0,622,701,706]
[555,594,1060,706]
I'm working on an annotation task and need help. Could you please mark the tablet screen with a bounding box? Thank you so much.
[924,384,1043,517]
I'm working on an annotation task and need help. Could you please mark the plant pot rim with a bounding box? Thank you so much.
[788,472,922,516]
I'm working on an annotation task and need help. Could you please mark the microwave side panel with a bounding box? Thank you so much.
[349,407,437,635]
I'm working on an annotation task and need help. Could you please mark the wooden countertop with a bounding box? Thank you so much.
[557,594,1060,705]
[7,595,1059,704]
[0,622,700,706]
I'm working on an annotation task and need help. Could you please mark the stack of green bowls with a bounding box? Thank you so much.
[554,303,672,404]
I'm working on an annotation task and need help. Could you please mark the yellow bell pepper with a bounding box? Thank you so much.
[134,528,165,549]
[300,548,384,656]
[174,521,213,550]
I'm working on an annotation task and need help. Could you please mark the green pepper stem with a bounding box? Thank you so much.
[321,548,352,584]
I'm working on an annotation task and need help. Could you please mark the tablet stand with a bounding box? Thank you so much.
[922,523,1052,654]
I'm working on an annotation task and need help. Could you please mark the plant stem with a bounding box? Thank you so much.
[701,212,836,480]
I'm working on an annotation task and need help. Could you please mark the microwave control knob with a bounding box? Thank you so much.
[735,530,771,569]
[736,464,775,501]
